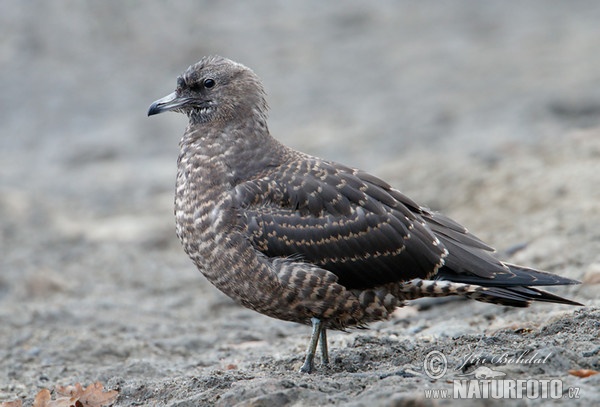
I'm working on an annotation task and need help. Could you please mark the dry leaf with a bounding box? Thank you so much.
[55,383,84,398]
[78,382,118,406]
[568,369,599,378]
[32,382,118,407]
[0,400,23,407]
[32,389,51,407]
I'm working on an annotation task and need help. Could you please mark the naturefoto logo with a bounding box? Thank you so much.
[422,350,581,400]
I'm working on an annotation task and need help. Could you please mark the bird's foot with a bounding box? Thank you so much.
[299,317,329,373]
[299,357,314,373]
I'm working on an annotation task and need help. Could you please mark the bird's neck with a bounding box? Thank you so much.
[177,119,286,190]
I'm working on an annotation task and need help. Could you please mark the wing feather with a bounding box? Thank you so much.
[234,158,447,289]
[231,155,580,298]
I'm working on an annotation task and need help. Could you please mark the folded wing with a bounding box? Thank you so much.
[234,156,580,296]
[234,158,448,289]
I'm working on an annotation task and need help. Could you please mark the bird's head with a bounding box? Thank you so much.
[148,55,268,125]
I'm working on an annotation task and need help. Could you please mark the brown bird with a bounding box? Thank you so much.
[148,56,582,373]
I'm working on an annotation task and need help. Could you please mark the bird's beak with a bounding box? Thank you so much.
[148,92,183,116]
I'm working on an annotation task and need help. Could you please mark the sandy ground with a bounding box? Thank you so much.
[1,2,599,406]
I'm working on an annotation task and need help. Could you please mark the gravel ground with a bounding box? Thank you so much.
[1,2,599,406]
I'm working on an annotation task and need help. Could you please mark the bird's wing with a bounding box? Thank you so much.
[423,211,581,287]
[233,158,449,289]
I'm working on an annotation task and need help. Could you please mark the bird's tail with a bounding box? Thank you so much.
[436,263,581,288]
[397,277,583,307]
[423,212,582,306]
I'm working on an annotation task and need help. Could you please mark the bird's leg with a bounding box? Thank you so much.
[319,327,329,365]
[299,317,323,373]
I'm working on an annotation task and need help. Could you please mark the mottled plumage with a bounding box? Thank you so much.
[148,56,582,373]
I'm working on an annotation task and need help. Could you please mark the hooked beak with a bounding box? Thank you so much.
[148,92,185,116]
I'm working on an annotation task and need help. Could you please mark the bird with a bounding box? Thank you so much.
[148,55,582,373]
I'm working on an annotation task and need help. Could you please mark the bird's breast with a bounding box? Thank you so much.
[174,149,239,262]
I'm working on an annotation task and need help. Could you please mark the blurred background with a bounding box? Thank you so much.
[2,0,599,263]
[3,0,600,231]
[3,0,600,213]
[1,1,599,403]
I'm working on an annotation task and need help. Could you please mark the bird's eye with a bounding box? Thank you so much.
[203,78,215,88]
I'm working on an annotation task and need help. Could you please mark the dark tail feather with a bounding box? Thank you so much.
[472,285,583,307]
[433,263,582,307]
[502,263,581,286]
[398,279,583,307]
[425,211,582,307]
[436,263,581,287]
